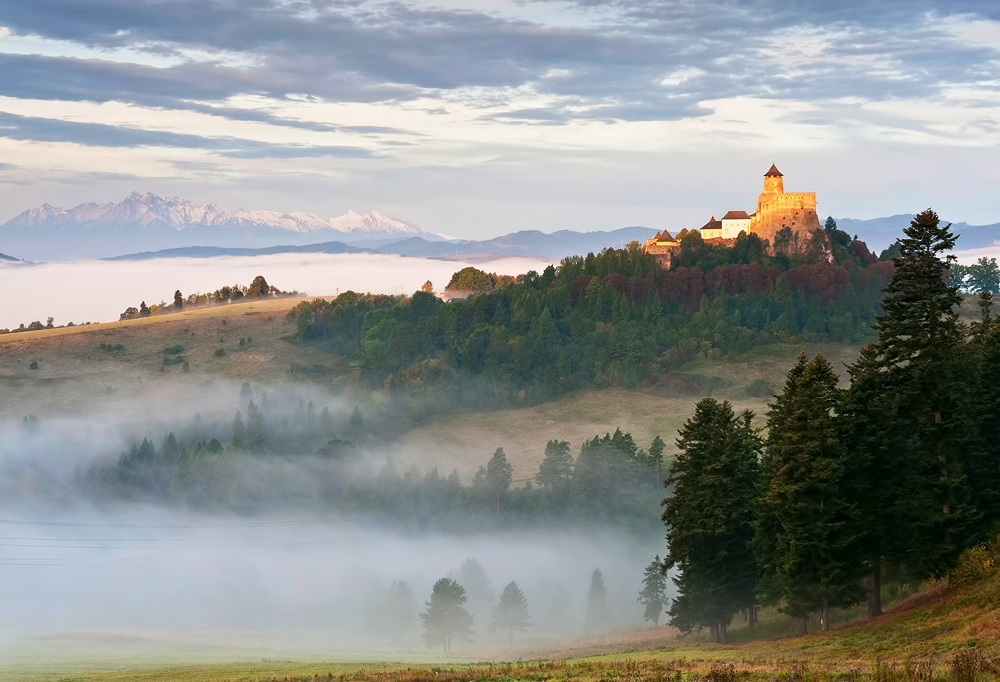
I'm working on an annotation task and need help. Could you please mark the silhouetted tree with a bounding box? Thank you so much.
[584,568,611,634]
[421,578,473,652]
[490,581,532,644]
[637,556,668,626]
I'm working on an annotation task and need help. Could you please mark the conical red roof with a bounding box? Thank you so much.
[764,163,783,177]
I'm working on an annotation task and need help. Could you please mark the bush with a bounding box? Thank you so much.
[28,360,38,370]
[214,348,226,357]
[950,545,995,587]
[100,343,125,351]
[163,356,187,366]
[745,378,775,397]
[162,345,186,355]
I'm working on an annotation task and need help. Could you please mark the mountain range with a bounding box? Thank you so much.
[1,192,998,262]
[0,192,434,261]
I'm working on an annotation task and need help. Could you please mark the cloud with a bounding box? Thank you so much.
[1,0,998,126]
[0,111,378,158]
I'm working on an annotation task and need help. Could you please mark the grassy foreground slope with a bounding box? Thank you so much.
[3,572,999,681]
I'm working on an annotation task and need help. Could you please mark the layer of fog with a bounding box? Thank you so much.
[954,246,1000,265]
[0,381,668,656]
[0,253,556,330]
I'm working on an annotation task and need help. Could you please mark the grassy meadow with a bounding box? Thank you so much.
[3,568,1000,681]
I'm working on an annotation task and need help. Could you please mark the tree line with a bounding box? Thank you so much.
[119,274,297,320]
[288,222,892,407]
[373,559,616,651]
[661,210,1000,642]
[80,388,664,533]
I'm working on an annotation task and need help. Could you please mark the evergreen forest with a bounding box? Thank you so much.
[287,223,890,407]
[661,210,1000,642]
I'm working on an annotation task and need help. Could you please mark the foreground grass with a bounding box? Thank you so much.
[8,571,1000,681]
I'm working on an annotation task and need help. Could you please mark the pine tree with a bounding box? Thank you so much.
[536,439,573,501]
[584,568,611,634]
[421,578,474,652]
[964,293,1000,534]
[663,397,760,643]
[485,447,513,511]
[648,435,666,487]
[490,581,532,644]
[637,556,668,626]
[758,353,866,632]
[848,208,976,589]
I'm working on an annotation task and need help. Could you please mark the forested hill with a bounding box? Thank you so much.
[288,226,891,405]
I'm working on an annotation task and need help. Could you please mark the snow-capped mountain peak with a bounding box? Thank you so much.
[0,193,437,260]
[328,209,428,236]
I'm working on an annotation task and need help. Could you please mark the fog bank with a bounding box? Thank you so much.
[0,253,555,329]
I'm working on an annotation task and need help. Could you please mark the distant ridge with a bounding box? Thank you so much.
[837,215,1000,252]
[105,226,660,261]
[0,192,436,261]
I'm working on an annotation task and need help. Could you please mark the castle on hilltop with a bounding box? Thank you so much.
[643,164,821,266]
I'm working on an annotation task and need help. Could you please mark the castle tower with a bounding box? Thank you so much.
[763,163,784,194]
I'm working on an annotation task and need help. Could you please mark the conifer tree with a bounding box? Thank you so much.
[663,397,760,643]
[490,581,532,644]
[637,556,668,626]
[584,568,611,634]
[421,578,473,652]
[964,293,1000,533]
[758,353,865,632]
[847,208,976,590]
[536,439,573,495]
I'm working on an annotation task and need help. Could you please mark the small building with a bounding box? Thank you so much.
[700,216,723,240]
[721,210,752,239]
[642,230,680,268]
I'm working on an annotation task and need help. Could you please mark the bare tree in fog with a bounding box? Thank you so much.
[490,581,532,645]
[584,568,611,634]
[421,578,474,652]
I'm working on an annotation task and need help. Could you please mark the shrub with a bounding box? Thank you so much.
[28,361,38,370]
[950,545,995,587]
[214,348,226,357]
[100,343,125,351]
[745,378,774,397]
[163,356,186,366]
[162,344,186,355]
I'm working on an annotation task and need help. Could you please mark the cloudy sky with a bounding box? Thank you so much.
[0,0,997,238]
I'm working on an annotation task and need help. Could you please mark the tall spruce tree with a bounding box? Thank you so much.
[846,208,976,596]
[663,397,760,643]
[758,354,865,632]
[964,293,1000,533]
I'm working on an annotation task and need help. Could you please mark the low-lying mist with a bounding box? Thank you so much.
[0,253,556,329]
[0,381,668,656]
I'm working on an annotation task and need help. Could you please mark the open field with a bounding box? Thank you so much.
[395,342,862,479]
[2,571,999,681]
[0,297,353,422]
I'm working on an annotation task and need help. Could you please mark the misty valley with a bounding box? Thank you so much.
[3,213,1000,681]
